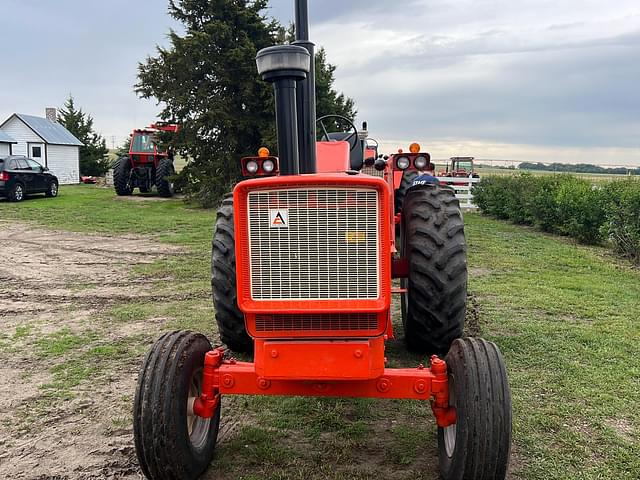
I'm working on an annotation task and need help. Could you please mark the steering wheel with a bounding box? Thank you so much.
[316,115,359,152]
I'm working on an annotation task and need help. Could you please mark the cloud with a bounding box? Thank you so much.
[1,0,638,163]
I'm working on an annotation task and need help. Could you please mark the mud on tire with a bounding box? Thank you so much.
[401,183,467,355]
[134,330,221,480]
[113,157,133,196]
[156,158,175,197]
[438,337,512,480]
[211,195,252,353]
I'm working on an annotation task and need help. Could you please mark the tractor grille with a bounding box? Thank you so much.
[247,188,379,300]
[255,313,378,332]
[361,165,384,178]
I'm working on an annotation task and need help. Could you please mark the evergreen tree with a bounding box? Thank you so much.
[137,0,357,207]
[136,0,277,206]
[115,137,131,158]
[57,96,110,176]
[315,47,356,123]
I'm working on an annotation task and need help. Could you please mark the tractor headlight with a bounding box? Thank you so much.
[414,155,428,170]
[397,156,410,170]
[262,159,275,173]
[246,160,259,174]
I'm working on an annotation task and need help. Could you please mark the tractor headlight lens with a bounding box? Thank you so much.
[262,159,275,173]
[414,155,428,170]
[246,160,259,174]
[397,156,410,170]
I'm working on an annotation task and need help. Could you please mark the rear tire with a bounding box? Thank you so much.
[438,338,512,480]
[114,157,133,196]
[134,330,221,480]
[401,184,467,355]
[8,183,25,202]
[394,170,419,214]
[156,159,175,197]
[211,195,252,353]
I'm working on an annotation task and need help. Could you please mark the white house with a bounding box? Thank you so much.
[0,111,83,184]
[0,131,16,157]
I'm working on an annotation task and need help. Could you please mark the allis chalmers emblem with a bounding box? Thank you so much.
[269,208,289,228]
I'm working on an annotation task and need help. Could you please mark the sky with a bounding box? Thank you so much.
[1,0,638,166]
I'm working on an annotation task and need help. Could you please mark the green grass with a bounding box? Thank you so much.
[1,186,639,479]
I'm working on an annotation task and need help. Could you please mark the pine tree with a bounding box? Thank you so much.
[315,47,356,121]
[136,0,357,207]
[136,0,277,206]
[57,96,110,176]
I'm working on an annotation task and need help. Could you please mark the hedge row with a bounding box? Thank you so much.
[473,174,640,263]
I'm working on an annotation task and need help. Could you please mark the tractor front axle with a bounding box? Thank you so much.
[193,346,456,428]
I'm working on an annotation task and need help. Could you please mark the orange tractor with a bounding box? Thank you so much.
[133,2,511,479]
[439,156,479,186]
[113,123,179,197]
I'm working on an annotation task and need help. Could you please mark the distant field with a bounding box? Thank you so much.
[472,164,637,182]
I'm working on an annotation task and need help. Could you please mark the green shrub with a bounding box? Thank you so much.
[554,179,607,244]
[601,180,640,263]
[474,174,640,262]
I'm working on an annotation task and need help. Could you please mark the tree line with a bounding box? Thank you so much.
[519,162,639,176]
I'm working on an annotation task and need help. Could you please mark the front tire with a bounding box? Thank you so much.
[45,181,58,197]
[438,338,512,480]
[211,195,252,353]
[134,331,221,480]
[156,159,175,197]
[401,184,467,355]
[114,157,133,196]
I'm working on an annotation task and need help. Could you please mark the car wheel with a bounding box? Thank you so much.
[45,181,58,198]
[9,183,25,202]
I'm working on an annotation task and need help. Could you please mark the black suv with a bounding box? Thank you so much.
[0,155,59,202]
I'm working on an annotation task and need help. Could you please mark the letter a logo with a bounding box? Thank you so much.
[269,208,289,228]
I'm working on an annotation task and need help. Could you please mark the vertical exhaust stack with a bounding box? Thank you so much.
[293,0,317,174]
[256,45,311,175]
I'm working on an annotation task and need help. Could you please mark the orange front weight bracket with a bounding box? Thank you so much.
[192,348,223,418]
[194,348,456,427]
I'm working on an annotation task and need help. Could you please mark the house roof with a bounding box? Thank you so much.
[2,114,84,146]
[0,131,16,143]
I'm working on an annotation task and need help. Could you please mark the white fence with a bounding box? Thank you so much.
[435,176,480,210]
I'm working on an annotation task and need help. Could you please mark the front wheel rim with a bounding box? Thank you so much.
[443,377,457,458]
[15,186,23,200]
[187,368,211,449]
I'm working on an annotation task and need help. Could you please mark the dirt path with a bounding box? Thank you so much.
[0,222,185,479]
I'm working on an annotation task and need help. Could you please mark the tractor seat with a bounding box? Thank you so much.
[326,132,364,171]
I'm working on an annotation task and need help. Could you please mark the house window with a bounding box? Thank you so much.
[31,146,42,158]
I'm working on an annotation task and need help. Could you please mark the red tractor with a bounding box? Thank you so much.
[439,156,479,185]
[133,3,512,479]
[113,123,179,197]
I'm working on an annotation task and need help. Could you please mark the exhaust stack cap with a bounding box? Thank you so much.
[256,45,310,81]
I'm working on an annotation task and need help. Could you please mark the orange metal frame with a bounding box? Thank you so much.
[193,346,456,428]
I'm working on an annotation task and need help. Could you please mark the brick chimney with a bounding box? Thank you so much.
[45,108,57,123]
